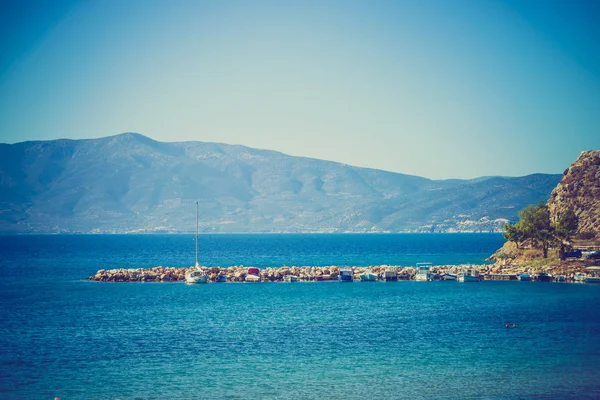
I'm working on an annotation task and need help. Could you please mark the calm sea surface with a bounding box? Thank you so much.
[1,234,599,399]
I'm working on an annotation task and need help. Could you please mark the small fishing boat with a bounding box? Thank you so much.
[441,273,456,281]
[586,251,600,260]
[245,274,261,282]
[186,201,208,284]
[186,268,208,284]
[585,267,600,284]
[415,263,432,281]
[339,267,353,282]
[457,268,480,282]
[216,274,227,283]
[536,272,553,282]
[517,273,531,281]
[574,272,587,283]
[284,275,298,282]
[360,269,377,281]
[384,268,398,282]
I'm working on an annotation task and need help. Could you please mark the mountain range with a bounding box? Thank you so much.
[0,133,562,234]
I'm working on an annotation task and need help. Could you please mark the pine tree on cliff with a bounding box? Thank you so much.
[503,202,579,259]
[553,208,579,260]
[503,222,523,249]
[521,203,554,258]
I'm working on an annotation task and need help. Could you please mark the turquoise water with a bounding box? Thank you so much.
[1,234,599,399]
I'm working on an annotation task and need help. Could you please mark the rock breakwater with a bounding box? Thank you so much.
[88,264,498,283]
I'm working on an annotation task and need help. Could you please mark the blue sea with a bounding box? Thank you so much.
[1,234,599,399]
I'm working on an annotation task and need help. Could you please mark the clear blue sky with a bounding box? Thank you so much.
[0,0,598,179]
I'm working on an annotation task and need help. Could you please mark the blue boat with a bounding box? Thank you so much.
[384,267,398,281]
[517,273,531,281]
[564,249,582,258]
[339,267,353,282]
[536,272,553,282]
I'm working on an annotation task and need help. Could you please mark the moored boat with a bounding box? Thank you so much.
[339,267,353,282]
[586,251,600,260]
[415,262,432,281]
[536,272,553,282]
[457,268,480,282]
[245,274,261,282]
[517,273,531,281]
[185,268,208,284]
[441,273,456,281]
[360,269,377,281]
[574,272,587,283]
[186,201,208,284]
[585,267,600,284]
[384,267,398,282]
[284,275,298,282]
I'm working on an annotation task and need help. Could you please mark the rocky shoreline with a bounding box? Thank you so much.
[87,263,590,283]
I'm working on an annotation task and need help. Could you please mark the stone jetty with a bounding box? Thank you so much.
[88,264,504,283]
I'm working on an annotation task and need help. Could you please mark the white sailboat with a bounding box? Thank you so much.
[185,201,208,284]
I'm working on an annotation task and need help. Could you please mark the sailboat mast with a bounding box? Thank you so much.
[195,201,199,267]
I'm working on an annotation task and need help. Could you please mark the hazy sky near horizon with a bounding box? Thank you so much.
[0,0,599,179]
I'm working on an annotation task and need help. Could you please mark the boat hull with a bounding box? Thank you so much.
[185,273,208,284]
[586,277,600,284]
[339,273,353,282]
[360,273,377,281]
[245,274,261,282]
[458,275,479,282]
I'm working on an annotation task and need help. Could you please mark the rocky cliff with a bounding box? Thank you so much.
[489,148,600,270]
[548,150,600,234]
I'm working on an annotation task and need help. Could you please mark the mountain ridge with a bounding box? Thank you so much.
[0,133,562,234]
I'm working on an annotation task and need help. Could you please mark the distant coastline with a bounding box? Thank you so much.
[0,231,506,235]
